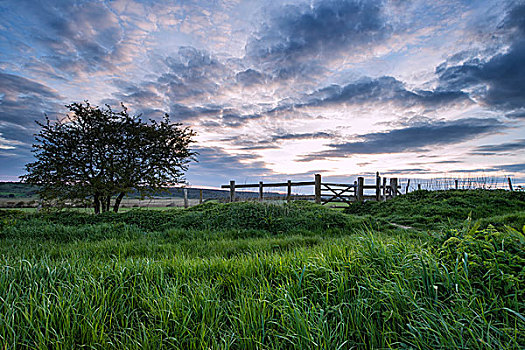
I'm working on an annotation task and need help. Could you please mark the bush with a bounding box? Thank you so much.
[1,202,371,241]
[438,223,525,295]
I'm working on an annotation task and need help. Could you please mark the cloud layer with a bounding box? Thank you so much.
[300,117,504,161]
[0,0,524,185]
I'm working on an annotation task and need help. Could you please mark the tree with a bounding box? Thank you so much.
[22,102,196,213]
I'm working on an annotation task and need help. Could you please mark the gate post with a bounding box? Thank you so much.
[229,180,236,202]
[287,180,292,202]
[375,172,381,201]
[357,177,364,202]
[259,181,264,201]
[390,178,398,198]
[314,174,321,204]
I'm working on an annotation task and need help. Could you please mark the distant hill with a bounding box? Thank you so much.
[0,182,284,200]
[0,182,39,198]
[143,187,263,200]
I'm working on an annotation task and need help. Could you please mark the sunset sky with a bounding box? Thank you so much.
[1,0,524,188]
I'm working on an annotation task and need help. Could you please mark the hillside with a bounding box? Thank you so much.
[0,182,39,198]
[346,189,525,230]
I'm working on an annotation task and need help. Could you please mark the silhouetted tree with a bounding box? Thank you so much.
[22,102,196,213]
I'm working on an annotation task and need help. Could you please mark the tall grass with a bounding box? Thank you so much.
[0,198,524,349]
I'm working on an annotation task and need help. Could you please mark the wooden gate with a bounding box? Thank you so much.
[320,183,356,205]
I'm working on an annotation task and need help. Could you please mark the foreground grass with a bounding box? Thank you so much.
[0,196,524,349]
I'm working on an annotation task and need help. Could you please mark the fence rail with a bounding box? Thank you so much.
[228,181,316,189]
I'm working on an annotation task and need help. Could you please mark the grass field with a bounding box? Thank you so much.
[0,197,204,211]
[0,190,524,349]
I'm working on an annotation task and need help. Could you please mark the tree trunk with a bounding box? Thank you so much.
[94,193,101,214]
[113,192,125,213]
[100,195,109,212]
[105,195,111,211]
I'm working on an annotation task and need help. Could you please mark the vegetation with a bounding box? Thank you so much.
[346,189,525,230]
[22,102,196,213]
[0,190,524,348]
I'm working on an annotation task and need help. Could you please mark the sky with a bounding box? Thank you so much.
[0,0,524,188]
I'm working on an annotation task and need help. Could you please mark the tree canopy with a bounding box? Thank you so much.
[22,102,196,213]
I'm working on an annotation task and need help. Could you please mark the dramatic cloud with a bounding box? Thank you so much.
[0,73,59,100]
[505,110,525,119]
[301,76,470,109]
[437,3,525,111]
[235,69,267,86]
[493,163,525,173]
[225,131,334,151]
[202,75,472,131]
[221,131,334,151]
[161,47,232,100]
[10,0,127,77]
[186,146,273,185]
[271,132,333,141]
[472,139,525,154]
[300,118,504,161]
[0,73,62,147]
[246,0,390,64]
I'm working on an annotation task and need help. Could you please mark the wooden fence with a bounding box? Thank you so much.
[127,174,518,209]
[221,173,402,207]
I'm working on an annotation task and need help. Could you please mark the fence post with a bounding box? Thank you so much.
[259,181,264,201]
[357,177,364,202]
[394,178,399,197]
[508,177,514,191]
[229,180,236,202]
[183,188,188,208]
[287,180,292,202]
[418,183,421,191]
[455,179,458,190]
[390,178,398,198]
[199,189,203,204]
[375,172,381,201]
[314,174,321,204]
[382,178,387,200]
[405,179,411,194]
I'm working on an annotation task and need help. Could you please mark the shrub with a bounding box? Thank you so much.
[438,224,525,296]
